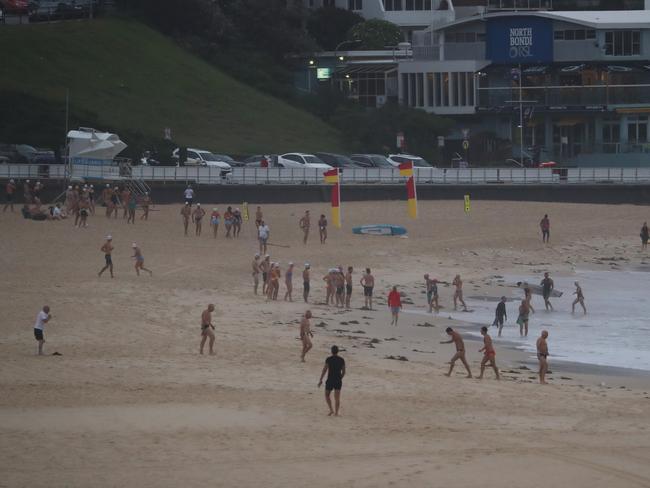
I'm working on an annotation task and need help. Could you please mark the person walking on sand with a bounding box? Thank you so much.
[200,304,216,355]
[210,208,220,238]
[98,236,115,278]
[224,206,234,238]
[184,185,194,206]
[540,214,550,243]
[284,262,295,301]
[233,208,242,238]
[360,268,375,310]
[522,282,535,314]
[260,255,271,295]
[193,204,206,236]
[121,187,131,220]
[388,286,402,326]
[110,186,120,219]
[33,305,52,356]
[493,296,507,337]
[537,330,549,384]
[181,203,191,236]
[318,345,346,416]
[4,179,16,212]
[255,206,263,228]
[300,310,313,362]
[441,327,472,378]
[452,274,468,311]
[345,266,353,308]
[424,274,440,313]
[127,195,137,224]
[540,272,554,311]
[318,214,328,244]
[140,192,151,220]
[572,281,587,314]
[252,253,261,295]
[303,263,311,303]
[334,268,345,308]
[258,220,270,255]
[132,243,152,276]
[516,299,530,337]
[478,326,500,380]
[299,210,310,245]
[323,270,334,306]
[640,222,649,251]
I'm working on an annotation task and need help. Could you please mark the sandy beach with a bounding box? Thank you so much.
[1,199,650,487]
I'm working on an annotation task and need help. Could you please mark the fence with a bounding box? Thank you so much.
[3,164,650,185]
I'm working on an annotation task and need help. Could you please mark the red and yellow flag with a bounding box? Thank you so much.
[399,161,414,177]
[323,168,342,228]
[406,176,417,219]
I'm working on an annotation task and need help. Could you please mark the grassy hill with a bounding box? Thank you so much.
[0,18,346,157]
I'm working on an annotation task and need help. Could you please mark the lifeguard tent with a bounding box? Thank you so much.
[67,128,127,165]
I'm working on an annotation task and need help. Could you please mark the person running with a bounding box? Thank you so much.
[260,255,271,295]
[255,206,263,228]
[284,262,294,301]
[424,274,440,313]
[300,310,313,362]
[224,206,234,238]
[3,179,16,212]
[132,243,152,276]
[540,214,550,243]
[252,253,261,295]
[540,272,554,311]
[33,305,52,356]
[493,296,507,337]
[572,281,587,314]
[303,263,311,303]
[200,304,216,355]
[318,345,346,416]
[232,208,242,238]
[318,214,328,244]
[640,222,649,251]
[299,210,311,245]
[345,266,353,308]
[537,330,549,384]
[452,274,468,311]
[441,327,472,378]
[258,220,270,255]
[478,326,500,380]
[387,286,402,326]
[192,203,206,236]
[184,185,194,206]
[98,236,114,278]
[140,192,151,220]
[181,203,191,236]
[516,299,530,337]
[127,195,137,224]
[360,268,375,310]
[210,208,221,238]
[522,282,535,314]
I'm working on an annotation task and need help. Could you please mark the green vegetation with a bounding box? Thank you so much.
[0,18,347,157]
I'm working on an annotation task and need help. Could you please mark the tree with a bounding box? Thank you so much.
[348,19,402,50]
[306,7,364,51]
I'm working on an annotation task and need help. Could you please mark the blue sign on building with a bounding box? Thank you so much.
[486,16,553,64]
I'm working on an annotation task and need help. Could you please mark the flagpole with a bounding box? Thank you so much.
[338,168,342,227]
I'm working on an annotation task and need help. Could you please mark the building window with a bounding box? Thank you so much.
[446,32,482,43]
[434,73,442,106]
[602,119,620,153]
[426,73,434,107]
[323,0,335,5]
[384,0,403,10]
[555,29,596,41]
[405,0,414,9]
[627,116,648,144]
[348,0,363,10]
[417,73,424,106]
[605,30,641,56]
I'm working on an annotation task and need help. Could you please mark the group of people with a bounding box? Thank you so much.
[97,235,153,278]
[99,184,152,223]
[298,210,329,245]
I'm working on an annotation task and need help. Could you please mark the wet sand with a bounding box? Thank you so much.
[1,199,650,487]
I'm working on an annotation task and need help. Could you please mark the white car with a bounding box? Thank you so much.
[387,153,434,168]
[172,148,233,175]
[277,153,333,170]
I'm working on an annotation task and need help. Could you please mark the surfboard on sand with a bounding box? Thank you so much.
[352,224,407,236]
[516,282,563,297]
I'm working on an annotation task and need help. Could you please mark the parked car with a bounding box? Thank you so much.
[172,148,232,176]
[387,153,434,168]
[1,0,30,14]
[277,153,332,170]
[0,144,56,164]
[314,152,364,170]
[349,154,395,168]
[211,154,246,167]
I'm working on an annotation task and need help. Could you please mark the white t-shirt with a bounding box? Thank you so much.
[34,311,49,330]
[184,188,194,199]
[258,225,270,240]
[53,207,62,217]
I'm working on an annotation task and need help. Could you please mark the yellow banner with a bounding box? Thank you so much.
[464,194,470,214]
[243,202,249,222]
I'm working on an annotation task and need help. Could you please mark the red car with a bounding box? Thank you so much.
[538,161,557,168]
[1,0,30,13]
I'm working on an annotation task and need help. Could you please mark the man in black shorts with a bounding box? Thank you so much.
[540,272,554,311]
[318,345,346,416]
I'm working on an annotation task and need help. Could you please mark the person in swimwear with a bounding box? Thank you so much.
[210,208,221,238]
[192,203,206,236]
[223,206,234,238]
[641,221,649,251]
[345,266,353,308]
[540,272,554,311]
[441,327,472,378]
[140,192,151,220]
[200,304,216,355]
[251,253,260,294]
[334,268,345,308]
[323,270,334,306]
[424,274,440,313]
[318,345,346,416]
[299,210,310,245]
[110,186,120,218]
[318,214,328,244]
[522,282,535,314]
[300,310,313,362]
[132,242,152,276]
[516,299,530,337]
[284,262,294,301]
[572,281,586,314]
[452,274,468,311]
[536,330,549,384]
[98,235,114,278]
[260,255,271,295]
[232,208,242,238]
[360,268,375,310]
[478,326,500,380]
[303,263,311,303]
[494,296,507,337]
[540,214,550,243]
[4,179,16,212]
[127,195,137,224]
[181,202,191,236]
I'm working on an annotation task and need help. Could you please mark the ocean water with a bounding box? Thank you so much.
[453,270,650,372]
